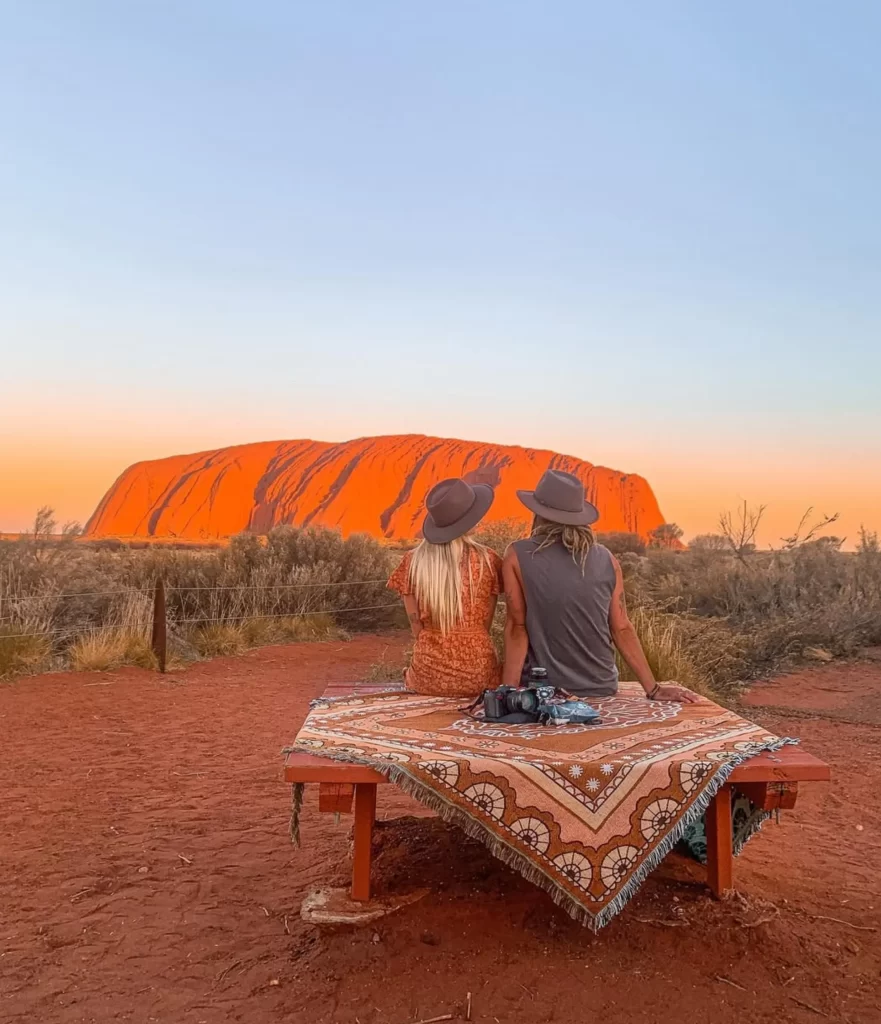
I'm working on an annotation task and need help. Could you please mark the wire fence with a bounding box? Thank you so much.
[0,577,403,669]
[6,578,390,603]
[4,602,402,640]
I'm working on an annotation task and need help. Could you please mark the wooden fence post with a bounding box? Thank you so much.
[151,578,167,673]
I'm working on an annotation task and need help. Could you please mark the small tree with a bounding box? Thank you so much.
[648,523,684,550]
[719,501,766,562]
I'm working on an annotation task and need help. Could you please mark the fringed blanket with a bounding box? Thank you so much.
[290,682,791,930]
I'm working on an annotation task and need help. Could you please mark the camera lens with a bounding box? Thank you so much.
[530,667,548,681]
[517,688,540,713]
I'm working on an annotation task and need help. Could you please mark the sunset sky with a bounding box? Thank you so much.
[2,3,879,546]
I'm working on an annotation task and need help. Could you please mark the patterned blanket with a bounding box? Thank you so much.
[290,683,791,930]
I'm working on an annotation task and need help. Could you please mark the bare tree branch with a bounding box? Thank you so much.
[718,501,766,562]
[780,509,840,549]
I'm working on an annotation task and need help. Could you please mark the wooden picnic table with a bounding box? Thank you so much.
[284,681,830,904]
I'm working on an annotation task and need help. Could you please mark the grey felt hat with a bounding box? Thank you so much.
[516,469,599,526]
[422,477,495,544]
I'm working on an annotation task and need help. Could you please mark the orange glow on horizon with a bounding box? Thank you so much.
[2,435,878,550]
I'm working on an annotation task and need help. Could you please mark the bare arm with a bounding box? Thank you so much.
[608,556,698,703]
[502,547,529,686]
[402,594,423,638]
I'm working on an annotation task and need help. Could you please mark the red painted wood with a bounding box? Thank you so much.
[705,785,734,898]
[352,784,377,901]
[734,780,800,811]
[318,783,355,814]
[729,747,829,783]
[284,753,386,784]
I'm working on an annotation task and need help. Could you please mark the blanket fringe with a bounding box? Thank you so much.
[289,782,304,847]
[284,736,798,931]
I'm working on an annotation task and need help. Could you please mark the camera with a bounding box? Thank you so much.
[483,667,557,723]
[477,666,602,726]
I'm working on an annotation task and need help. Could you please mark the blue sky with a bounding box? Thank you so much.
[1,1,879,540]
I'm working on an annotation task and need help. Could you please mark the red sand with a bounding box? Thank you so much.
[2,638,879,1024]
[83,434,667,541]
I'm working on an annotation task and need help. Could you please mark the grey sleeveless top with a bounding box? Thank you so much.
[512,539,618,698]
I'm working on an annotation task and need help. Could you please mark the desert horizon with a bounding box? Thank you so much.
[3,428,876,550]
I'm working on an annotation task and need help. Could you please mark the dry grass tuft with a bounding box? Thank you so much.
[189,612,345,658]
[0,627,52,679]
[616,605,714,698]
[188,623,247,659]
[69,630,158,672]
[67,590,157,672]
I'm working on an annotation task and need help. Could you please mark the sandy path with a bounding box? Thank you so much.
[1,637,878,1023]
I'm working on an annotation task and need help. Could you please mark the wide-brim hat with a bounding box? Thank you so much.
[516,469,599,526]
[422,477,495,544]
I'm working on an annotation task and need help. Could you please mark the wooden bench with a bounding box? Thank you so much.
[285,682,830,903]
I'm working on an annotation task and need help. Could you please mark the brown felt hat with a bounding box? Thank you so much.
[422,477,495,544]
[516,469,599,526]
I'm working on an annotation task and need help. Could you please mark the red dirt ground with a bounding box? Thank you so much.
[2,636,879,1024]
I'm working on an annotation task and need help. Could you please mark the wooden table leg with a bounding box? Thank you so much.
[351,783,377,902]
[705,784,733,898]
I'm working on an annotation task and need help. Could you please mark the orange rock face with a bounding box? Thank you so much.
[84,434,669,542]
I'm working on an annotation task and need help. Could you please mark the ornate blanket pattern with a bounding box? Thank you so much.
[291,683,791,929]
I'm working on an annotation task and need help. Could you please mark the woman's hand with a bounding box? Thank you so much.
[649,683,700,703]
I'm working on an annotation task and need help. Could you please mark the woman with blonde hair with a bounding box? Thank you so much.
[388,478,502,697]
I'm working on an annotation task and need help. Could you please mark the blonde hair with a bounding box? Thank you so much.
[532,514,595,572]
[409,536,494,635]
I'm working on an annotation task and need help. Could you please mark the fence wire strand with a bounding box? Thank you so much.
[6,578,389,603]
[1,601,401,640]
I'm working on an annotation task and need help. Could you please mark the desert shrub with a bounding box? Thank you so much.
[687,534,729,552]
[626,540,881,693]
[648,523,684,549]
[596,532,646,556]
[0,521,399,677]
[0,627,52,679]
[471,517,528,556]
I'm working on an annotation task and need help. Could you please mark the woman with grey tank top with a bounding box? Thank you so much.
[501,470,696,704]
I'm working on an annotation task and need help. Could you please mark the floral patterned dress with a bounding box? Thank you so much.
[387,547,503,698]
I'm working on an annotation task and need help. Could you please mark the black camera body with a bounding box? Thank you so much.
[483,667,556,723]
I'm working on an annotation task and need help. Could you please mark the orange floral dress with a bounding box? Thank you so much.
[387,547,503,698]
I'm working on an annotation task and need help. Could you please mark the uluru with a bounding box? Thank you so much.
[84,434,669,542]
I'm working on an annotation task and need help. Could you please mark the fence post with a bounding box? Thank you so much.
[151,578,167,673]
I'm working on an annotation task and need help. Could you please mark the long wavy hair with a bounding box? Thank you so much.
[531,514,595,572]
[408,536,494,634]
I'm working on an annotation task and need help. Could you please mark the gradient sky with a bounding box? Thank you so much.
[2,2,879,546]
